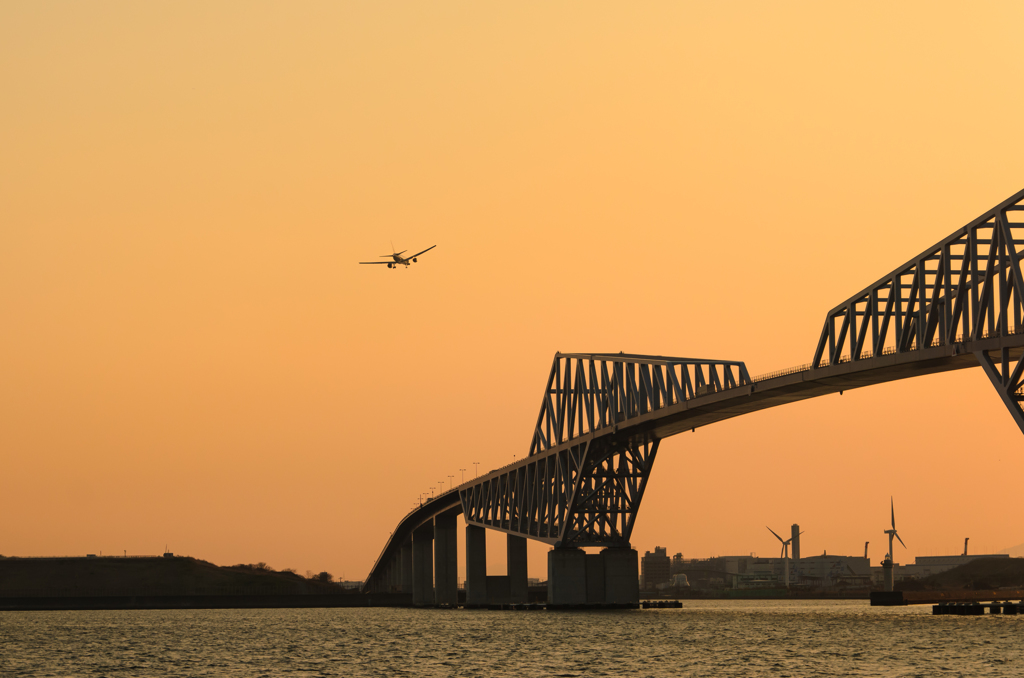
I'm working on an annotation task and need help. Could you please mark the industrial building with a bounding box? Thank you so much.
[870,553,1010,586]
[641,547,671,590]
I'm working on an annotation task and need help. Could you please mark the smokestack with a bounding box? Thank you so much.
[864,542,869,559]
[791,524,801,562]
[963,537,969,556]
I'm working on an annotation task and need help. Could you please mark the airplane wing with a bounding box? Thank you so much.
[359,261,391,264]
[408,245,436,259]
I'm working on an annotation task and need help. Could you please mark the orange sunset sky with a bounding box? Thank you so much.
[3,2,1024,583]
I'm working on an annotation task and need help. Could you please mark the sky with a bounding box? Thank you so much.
[3,1,1024,583]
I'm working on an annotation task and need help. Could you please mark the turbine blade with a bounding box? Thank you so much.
[895,532,906,549]
[767,526,783,542]
[891,497,895,530]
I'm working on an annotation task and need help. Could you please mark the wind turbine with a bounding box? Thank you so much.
[767,526,803,588]
[883,496,906,563]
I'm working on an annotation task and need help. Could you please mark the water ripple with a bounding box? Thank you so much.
[1,601,1022,677]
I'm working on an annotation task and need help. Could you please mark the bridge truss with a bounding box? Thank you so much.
[460,354,751,547]
[812,188,1024,431]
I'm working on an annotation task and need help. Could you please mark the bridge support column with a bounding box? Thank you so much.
[388,561,398,592]
[465,524,487,607]
[548,547,638,607]
[400,541,413,594]
[548,548,587,607]
[585,553,605,603]
[434,513,458,607]
[508,534,528,604]
[412,524,434,606]
[603,548,639,605]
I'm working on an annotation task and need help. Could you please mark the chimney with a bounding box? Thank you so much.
[963,537,969,556]
[791,524,801,562]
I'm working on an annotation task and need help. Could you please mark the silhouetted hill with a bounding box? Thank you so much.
[1000,542,1024,558]
[0,556,348,597]
[898,557,1024,591]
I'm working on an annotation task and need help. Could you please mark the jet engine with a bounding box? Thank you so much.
[387,263,393,269]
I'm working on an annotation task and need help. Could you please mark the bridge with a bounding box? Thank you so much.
[363,187,1024,607]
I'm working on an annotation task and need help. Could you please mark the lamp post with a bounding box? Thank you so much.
[473,462,479,478]
[460,468,466,484]
[448,474,454,491]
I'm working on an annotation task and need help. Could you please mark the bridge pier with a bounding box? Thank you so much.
[388,560,398,592]
[548,548,587,606]
[400,541,413,593]
[465,525,487,607]
[412,524,434,606]
[462,526,529,607]
[507,534,528,604]
[434,513,458,606]
[604,548,640,605]
[548,547,639,608]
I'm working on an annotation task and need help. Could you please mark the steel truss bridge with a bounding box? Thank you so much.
[364,187,1024,595]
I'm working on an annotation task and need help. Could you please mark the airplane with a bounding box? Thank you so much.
[360,244,436,269]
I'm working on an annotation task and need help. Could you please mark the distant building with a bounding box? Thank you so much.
[870,553,1009,585]
[641,546,671,590]
[671,552,686,574]
[712,554,871,589]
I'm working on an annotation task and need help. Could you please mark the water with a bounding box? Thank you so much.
[1,600,1021,677]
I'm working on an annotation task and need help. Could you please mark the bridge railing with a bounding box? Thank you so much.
[528,353,752,456]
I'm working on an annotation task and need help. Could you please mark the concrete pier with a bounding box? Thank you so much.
[400,542,413,594]
[548,548,587,606]
[412,525,434,606]
[603,548,639,605]
[507,534,528,604]
[434,514,458,606]
[548,547,639,607]
[585,553,605,603]
[465,525,487,607]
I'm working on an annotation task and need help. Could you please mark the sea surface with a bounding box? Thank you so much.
[1,600,1021,677]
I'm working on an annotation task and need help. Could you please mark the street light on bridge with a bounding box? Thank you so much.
[459,468,466,484]
[473,462,479,478]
